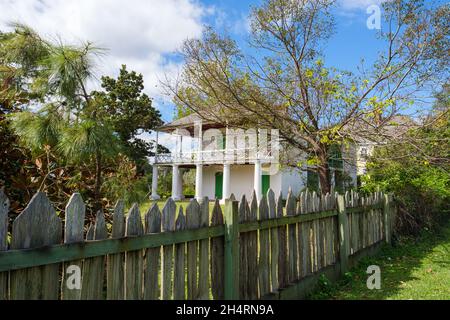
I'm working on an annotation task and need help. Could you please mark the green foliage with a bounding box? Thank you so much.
[1,25,163,218]
[361,103,449,235]
[103,155,150,206]
[92,65,163,172]
[182,170,196,198]
[58,120,121,162]
[9,106,62,153]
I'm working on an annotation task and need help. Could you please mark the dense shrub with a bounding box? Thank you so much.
[361,107,449,236]
[362,160,449,235]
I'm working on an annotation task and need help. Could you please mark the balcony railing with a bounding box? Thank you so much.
[154,147,276,165]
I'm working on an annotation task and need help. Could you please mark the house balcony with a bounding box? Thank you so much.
[154,148,276,166]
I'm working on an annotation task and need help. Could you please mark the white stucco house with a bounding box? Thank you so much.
[150,114,371,203]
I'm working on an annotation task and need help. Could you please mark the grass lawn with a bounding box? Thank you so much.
[310,220,450,300]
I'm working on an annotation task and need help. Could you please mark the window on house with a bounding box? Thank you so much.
[328,145,343,170]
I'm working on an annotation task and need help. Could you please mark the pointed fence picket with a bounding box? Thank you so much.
[238,195,249,299]
[210,199,224,300]
[106,200,125,300]
[258,194,270,297]
[62,194,85,300]
[161,199,176,300]
[268,189,279,293]
[247,192,259,299]
[198,197,210,299]
[125,205,144,300]
[81,212,108,300]
[0,187,393,300]
[173,207,186,300]
[9,192,62,300]
[144,203,161,300]
[277,192,288,289]
[286,190,298,283]
[186,199,200,300]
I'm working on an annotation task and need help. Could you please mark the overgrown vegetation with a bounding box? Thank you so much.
[362,86,449,235]
[309,220,450,300]
[0,24,162,220]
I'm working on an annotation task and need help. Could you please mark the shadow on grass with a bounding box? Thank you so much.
[309,220,450,300]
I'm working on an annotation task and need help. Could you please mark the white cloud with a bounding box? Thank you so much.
[0,0,214,120]
[339,0,385,10]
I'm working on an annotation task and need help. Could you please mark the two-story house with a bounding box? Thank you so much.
[150,114,358,203]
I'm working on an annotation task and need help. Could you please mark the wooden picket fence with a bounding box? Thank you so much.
[0,188,395,300]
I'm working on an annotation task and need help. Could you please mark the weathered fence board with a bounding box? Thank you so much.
[144,203,161,300]
[224,198,239,300]
[10,192,62,300]
[210,200,224,300]
[247,192,259,299]
[312,192,320,272]
[186,199,200,300]
[81,211,108,300]
[299,191,311,277]
[125,204,144,300]
[268,189,279,292]
[286,190,298,283]
[107,200,125,300]
[239,195,249,299]
[62,193,85,300]
[162,199,176,300]
[277,192,288,289]
[337,195,350,274]
[174,207,186,300]
[258,194,270,296]
[198,197,210,300]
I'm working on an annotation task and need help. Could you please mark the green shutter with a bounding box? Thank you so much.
[218,135,226,150]
[215,172,223,199]
[262,175,270,195]
[328,144,343,169]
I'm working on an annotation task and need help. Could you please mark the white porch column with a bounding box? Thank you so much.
[178,168,184,200]
[151,131,160,200]
[172,165,181,201]
[330,168,336,189]
[195,164,203,201]
[195,120,203,201]
[221,163,231,204]
[254,160,262,203]
[151,165,160,200]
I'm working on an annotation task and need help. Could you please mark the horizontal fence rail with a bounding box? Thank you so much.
[0,188,394,300]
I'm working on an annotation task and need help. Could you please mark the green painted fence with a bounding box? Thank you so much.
[0,188,395,300]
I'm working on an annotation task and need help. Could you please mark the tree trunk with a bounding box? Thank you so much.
[94,151,102,212]
[317,149,331,195]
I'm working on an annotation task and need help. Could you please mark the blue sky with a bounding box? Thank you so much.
[178,0,389,122]
[0,0,401,149]
[201,0,385,82]
[0,0,392,124]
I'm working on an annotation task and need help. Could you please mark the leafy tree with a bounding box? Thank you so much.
[1,24,163,216]
[0,24,51,212]
[92,65,163,173]
[7,30,114,212]
[165,0,449,194]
